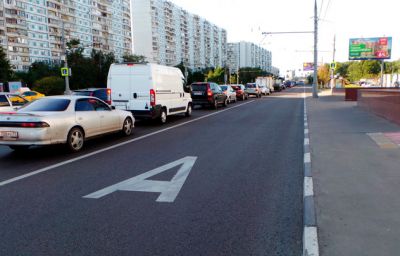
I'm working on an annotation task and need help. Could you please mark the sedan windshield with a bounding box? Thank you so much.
[220,86,227,91]
[18,98,71,112]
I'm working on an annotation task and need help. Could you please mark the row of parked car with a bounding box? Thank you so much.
[0,63,286,153]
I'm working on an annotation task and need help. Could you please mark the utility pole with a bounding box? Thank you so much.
[62,21,71,95]
[330,34,336,91]
[312,0,319,98]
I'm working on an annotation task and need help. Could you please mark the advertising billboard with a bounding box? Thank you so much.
[303,62,314,71]
[349,37,392,60]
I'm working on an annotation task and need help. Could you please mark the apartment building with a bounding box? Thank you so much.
[227,41,272,73]
[132,0,227,70]
[0,0,132,71]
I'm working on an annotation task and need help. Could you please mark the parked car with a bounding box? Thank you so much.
[245,83,262,98]
[190,82,228,109]
[258,84,270,96]
[220,85,237,103]
[231,84,248,100]
[107,63,192,124]
[0,93,29,112]
[72,88,112,105]
[20,91,45,101]
[0,96,134,152]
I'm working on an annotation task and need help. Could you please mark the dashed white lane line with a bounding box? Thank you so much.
[305,129,309,135]
[0,100,255,187]
[304,227,319,256]
[304,152,311,163]
[304,138,310,146]
[304,177,314,197]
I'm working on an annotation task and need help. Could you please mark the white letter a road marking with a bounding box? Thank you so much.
[83,156,197,203]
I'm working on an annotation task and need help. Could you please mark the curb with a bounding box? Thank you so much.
[303,89,319,256]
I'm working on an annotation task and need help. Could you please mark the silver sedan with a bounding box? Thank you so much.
[0,96,134,152]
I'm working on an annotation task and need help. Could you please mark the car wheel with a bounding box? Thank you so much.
[121,117,133,136]
[213,100,218,109]
[67,127,84,152]
[9,145,30,151]
[242,95,245,101]
[159,109,167,124]
[223,98,228,107]
[185,104,192,117]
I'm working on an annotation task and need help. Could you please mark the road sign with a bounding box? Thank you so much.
[330,62,336,70]
[84,156,197,203]
[61,67,69,77]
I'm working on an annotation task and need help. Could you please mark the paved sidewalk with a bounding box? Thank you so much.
[306,93,400,256]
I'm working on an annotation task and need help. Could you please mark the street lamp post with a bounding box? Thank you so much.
[61,22,71,95]
[312,0,319,98]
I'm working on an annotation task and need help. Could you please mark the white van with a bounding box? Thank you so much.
[107,63,192,124]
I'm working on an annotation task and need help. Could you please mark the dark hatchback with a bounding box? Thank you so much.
[190,82,228,109]
[72,88,112,105]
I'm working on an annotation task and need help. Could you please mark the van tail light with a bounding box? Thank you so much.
[106,88,112,105]
[207,88,213,97]
[150,89,156,106]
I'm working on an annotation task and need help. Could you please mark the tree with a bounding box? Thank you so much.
[122,54,146,63]
[0,46,13,83]
[317,64,330,87]
[33,76,65,95]
[206,67,225,84]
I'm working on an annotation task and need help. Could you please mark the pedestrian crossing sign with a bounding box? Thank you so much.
[61,68,69,77]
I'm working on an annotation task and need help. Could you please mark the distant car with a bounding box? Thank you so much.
[0,93,29,112]
[72,88,112,105]
[21,91,45,101]
[0,96,134,152]
[190,82,228,109]
[258,84,270,96]
[245,83,262,98]
[220,85,237,103]
[231,84,248,100]
[274,83,284,91]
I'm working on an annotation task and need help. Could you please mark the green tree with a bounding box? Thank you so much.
[0,46,13,83]
[122,54,146,63]
[33,76,65,95]
[206,67,225,84]
[317,64,330,87]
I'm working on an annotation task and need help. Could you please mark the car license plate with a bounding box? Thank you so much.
[193,92,203,95]
[0,131,18,140]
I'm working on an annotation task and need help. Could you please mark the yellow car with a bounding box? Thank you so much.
[21,91,45,101]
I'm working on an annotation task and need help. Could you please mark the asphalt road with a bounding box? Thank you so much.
[0,87,305,256]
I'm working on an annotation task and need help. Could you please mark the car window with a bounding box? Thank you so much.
[0,95,10,107]
[9,95,28,106]
[246,84,256,88]
[73,91,92,96]
[23,91,35,96]
[191,84,207,91]
[92,99,111,111]
[220,86,227,91]
[75,99,96,111]
[94,90,107,101]
[19,98,70,111]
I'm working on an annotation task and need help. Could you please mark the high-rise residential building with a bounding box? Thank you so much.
[132,0,227,70]
[227,41,272,73]
[0,0,132,71]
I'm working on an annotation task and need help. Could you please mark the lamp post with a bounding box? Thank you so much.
[61,21,71,95]
[312,0,319,98]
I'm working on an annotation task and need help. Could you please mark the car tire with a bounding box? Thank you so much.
[67,127,84,152]
[213,100,218,110]
[242,95,245,101]
[9,145,30,151]
[223,98,228,107]
[159,109,167,124]
[121,117,133,136]
[185,104,192,117]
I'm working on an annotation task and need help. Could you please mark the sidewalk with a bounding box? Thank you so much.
[306,93,400,256]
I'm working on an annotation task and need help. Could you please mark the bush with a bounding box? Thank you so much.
[33,76,65,95]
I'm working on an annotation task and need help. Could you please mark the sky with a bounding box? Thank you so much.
[170,0,399,75]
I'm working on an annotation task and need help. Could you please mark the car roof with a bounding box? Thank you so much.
[40,95,98,100]
[73,88,106,91]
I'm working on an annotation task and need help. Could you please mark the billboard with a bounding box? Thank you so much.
[349,37,392,60]
[303,62,314,71]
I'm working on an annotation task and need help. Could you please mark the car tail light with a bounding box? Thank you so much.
[207,88,213,97]
[0,122,50,128]
[150,89,156,106]
[106,88,112,105]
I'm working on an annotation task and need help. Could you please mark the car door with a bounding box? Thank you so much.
[75,98,101,137]
[93,99,120,132]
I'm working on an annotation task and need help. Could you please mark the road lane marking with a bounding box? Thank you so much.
[84,156,197,202]
[304,227,319,256]
[304,152,311,163]
[304,138,310,146]
[304,129,309,135]
[0,101,254,187]
[304,177,314,197]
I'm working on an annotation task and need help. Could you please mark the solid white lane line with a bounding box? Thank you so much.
[304,226,319,256]
[304,177,314,197]
[0,100,255,187]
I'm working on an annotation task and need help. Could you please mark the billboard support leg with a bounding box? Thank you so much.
[380,60,384,87]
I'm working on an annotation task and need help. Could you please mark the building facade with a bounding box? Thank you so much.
[227,41,272,73]
[132,0,227,70]
[0,0,132,70]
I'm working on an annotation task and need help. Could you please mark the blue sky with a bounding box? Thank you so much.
[170,0,399,74]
